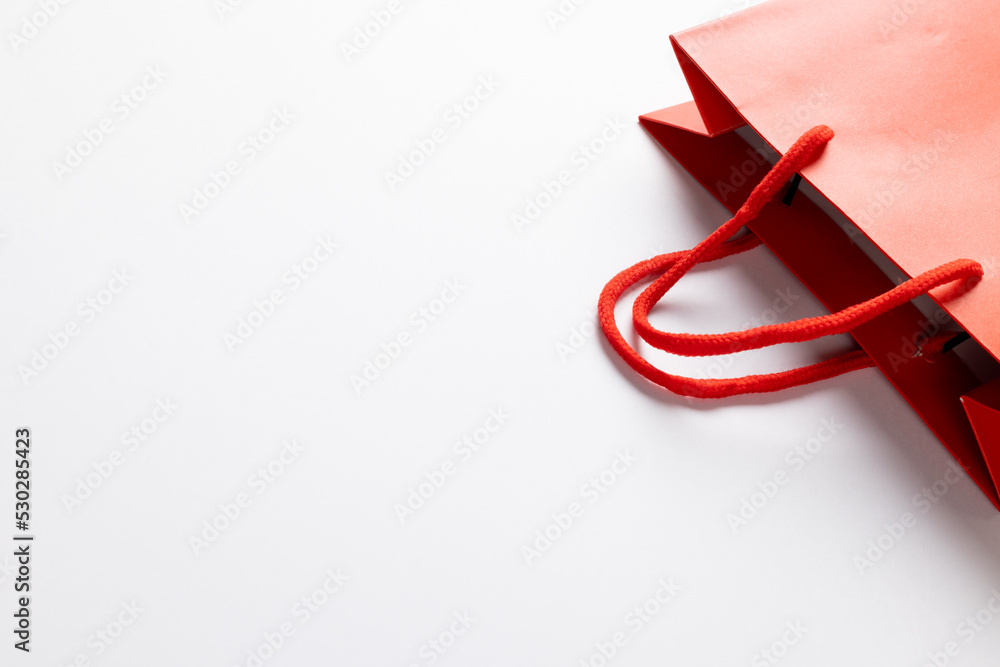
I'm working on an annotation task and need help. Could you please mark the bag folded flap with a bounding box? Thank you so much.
[963,378,1000,495]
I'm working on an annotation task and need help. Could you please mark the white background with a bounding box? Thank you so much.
[3,0,1000,665]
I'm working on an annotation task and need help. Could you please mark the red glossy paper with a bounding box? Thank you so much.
[674,0,1000,357]
[638,0,1000,508]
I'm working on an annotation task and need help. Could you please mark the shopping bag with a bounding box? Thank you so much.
[599,0,1000,510]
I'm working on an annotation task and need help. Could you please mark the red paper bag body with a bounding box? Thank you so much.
[640,0,1000,508]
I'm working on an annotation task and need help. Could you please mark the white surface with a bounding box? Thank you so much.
[2,0,1000,665]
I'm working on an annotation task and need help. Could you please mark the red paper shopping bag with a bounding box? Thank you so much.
[600,0,1000,509]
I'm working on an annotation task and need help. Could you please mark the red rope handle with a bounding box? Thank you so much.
[597,125,983,398]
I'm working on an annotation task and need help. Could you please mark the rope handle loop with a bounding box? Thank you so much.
[597,125,983,398]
